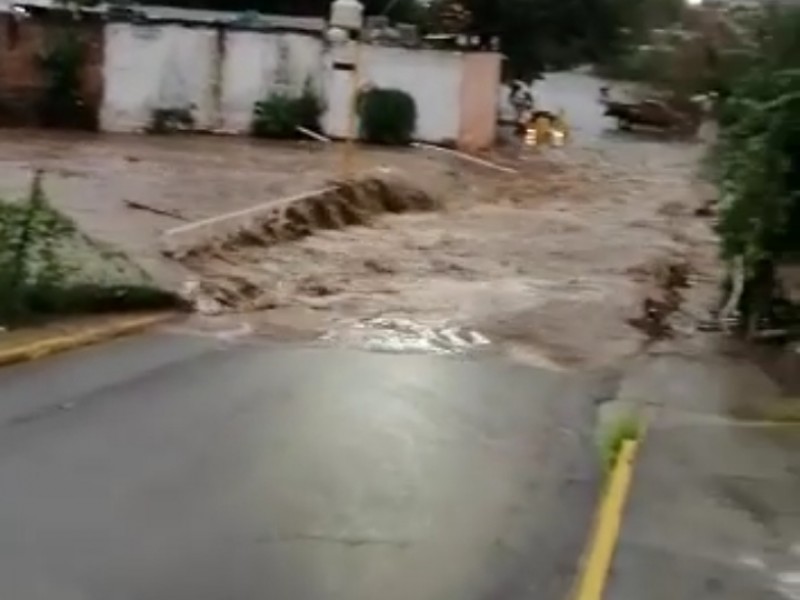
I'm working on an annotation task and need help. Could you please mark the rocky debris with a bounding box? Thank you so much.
[695,198,718,217]
[180,275,276,316]
[629,259,693,340]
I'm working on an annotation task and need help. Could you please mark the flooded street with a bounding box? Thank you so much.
[2,71,798,600]
[0,72,722,368]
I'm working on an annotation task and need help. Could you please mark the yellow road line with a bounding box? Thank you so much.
[0,314,173,368]
[573,439,640,600]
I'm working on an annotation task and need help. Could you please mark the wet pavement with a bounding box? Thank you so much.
[0,328,604,600]
[608,350,800,600]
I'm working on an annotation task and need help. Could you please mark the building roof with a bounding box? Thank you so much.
[131,6,325,32]
[0,1,326,33]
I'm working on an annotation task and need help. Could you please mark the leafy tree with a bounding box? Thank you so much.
[714,7,800,327]
[429,0,630,80]
[131,0,630,80]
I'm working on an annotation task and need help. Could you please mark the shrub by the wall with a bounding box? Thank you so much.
[38,31,97,130]
[147,107,195,134]
[358,88,417,146]
[252,87,323,139]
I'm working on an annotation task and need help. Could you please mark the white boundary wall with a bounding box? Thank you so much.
[101,21,499,148]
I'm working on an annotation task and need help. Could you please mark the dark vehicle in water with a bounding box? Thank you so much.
[601,92,703,136]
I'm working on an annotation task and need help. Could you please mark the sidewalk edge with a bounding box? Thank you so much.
[0,314,174,368]
[572,438,641,600]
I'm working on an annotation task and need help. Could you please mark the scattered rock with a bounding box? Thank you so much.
[695,198,718,217]
[629,297,677,340]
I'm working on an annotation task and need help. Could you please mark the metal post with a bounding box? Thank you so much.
[329,0,364,178]
[343,37,361,177]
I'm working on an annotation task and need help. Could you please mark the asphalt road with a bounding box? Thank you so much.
[0,330,603,600]
[607,353,800,600]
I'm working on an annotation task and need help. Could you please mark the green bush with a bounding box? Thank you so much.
[712,7,800,326]
[252,87,323,139]
[38,31,97,130]
[358,88,417,146]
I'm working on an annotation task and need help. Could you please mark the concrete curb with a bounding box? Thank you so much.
[572,438,641,600]
[0,314,174,369]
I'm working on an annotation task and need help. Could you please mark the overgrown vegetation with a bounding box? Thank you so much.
[713,6,800,332]
[358,88,417,146]
[0,174,181,327]
[38,30,97,130]
[600,413,641,474]
[251,86,323,139]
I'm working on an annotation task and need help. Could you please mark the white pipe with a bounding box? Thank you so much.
[720,255,745,332]
[164,187,334,237]
[296,127,332,143]
[412,143,518,174]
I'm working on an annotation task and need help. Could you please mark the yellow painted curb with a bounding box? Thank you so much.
[0,314,174,368]
[572,438,640,600]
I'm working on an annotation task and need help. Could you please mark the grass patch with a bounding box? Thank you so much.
[600,413,642,474]
[1,173,184,329]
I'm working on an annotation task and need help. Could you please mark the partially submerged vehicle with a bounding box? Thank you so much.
[600,90,704,136]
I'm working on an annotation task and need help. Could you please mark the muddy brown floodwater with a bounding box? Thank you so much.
[0,73,722,369]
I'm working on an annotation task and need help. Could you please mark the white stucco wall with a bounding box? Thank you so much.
[101,24,498,146]
[102,23,217,132]
[220,32,323,133]
[102,23,323,134]
[323,45,463,144]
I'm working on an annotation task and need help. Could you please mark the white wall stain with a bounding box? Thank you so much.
[102,24,216,132]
